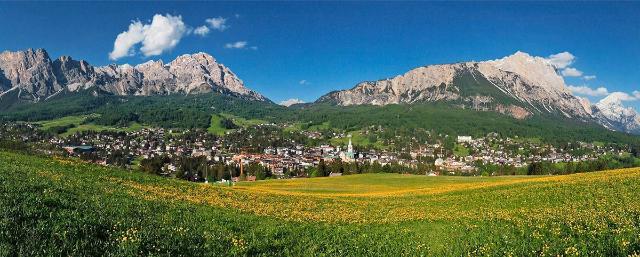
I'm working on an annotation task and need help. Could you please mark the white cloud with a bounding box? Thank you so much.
[583,75,596,80]
[634,90,640,99]
[109,21,146,60]
[193,25,210,36]
[299,80,309,85]
[140,14,187,57]
[547,52,575,69]
[225,41,248,49]
[206,17,228,31]
[567,85,609,97]
[561,67,583,77]
[109,14,187,60]
[279,98,305,107]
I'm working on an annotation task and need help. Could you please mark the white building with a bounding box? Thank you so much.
[457,136,473,143]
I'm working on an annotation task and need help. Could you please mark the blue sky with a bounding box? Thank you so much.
[0,2,638,109]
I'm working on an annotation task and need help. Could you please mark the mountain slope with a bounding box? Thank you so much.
[0,49,267,106]
[317,52,590,119]
[316,51,640,134]
[592,93,640,134]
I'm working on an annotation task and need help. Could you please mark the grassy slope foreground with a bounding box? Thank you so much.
[2,152,640,256]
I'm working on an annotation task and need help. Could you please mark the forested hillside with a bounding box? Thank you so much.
[2,92,639,145]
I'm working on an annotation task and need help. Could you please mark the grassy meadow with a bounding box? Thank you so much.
[35,114,146,136]
[208,113,267,135]
[1,151,640,256]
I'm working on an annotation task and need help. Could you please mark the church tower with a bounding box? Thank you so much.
[347,135,354,160]
[348,137,353,154]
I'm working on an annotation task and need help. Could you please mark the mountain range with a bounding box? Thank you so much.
[317,51,640,134]
[0,49,266,104]
[0,48,638,135]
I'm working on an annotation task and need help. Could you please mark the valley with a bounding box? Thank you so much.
[2,2,640,256]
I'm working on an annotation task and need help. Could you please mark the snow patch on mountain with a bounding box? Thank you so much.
[593,92,640,134]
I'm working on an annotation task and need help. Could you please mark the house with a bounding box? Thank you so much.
[62,145,95,154]
[457,136,472,143]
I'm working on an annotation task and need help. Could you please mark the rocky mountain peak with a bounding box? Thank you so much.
[593,93,640,134]
[576,96,593,115]
[170,52,217,66]
[316,51,594,123]
[135,60,165,69]
[484,51,567,92]
[0,48,268,103]
[0,48,61,100]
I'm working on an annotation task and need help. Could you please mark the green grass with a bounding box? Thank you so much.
[512,137,542,144]
[207,114,228,135]
[220,113,266,127]
[283,121,332,133]
[207,113,267,135]
[307,121,331,131]
[35,114,96,130]
[35,114,146,137]
[453,143,469,157]
[329,130,385,148]
[2,151,640,256]
[62,122,145,137]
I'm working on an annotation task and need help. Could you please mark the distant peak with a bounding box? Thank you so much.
[499,51,538,62]
[598,92,630,106]
[135,59,165,68]
[169,52,219,67]
[118,63,134,70]
[176,52,215,60]
[26,48,47,53]
[6,48,51,59]
[511,51,532,57]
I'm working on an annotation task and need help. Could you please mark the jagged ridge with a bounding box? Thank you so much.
[0,49,268,103]
[316,51,639,134]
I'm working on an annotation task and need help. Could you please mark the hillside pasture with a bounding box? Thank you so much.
[1,151,640,256]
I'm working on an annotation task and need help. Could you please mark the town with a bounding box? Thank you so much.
[1,121,636,183]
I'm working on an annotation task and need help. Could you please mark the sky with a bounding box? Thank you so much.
[0,2,638,109]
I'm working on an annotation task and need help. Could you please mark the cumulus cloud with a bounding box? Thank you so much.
[140,15,187,57]
[634,90,640,99]
[547,52,575,69]
[299,80,309,85]
[567,85,609,97]
[583,75,596,80]
[279,98,305,107]
[206,17,228,31]
[193,25,210,36]
[109,14,187,60]
[109,21,146,60]
[561,67,583,77]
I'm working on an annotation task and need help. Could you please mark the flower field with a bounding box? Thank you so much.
[2,151,640,256]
